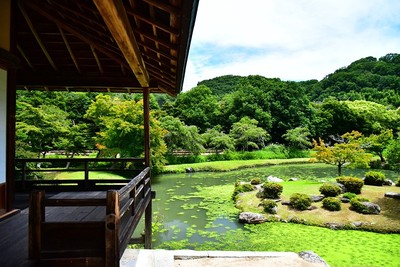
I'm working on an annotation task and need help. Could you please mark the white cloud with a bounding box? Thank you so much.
[183,0,400,91]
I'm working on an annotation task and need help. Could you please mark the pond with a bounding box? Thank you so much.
[139,163,400,267]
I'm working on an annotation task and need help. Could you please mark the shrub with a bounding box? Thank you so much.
[342,192,357,200]
[250,178,262,185]
[350,197,370,214]
[397,179,400,187]
[336,176,364,194]
[322,197,341,211]
[290,193,312,211]
[319,183,341,197]
[364,171,385,186]
[262,182,283,199]
[260,199,277,213]
[232,183,254,200]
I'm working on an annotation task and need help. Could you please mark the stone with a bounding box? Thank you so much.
[385,192,400,199]
[383,179,395,186]
[238,212,267,224]
[360,202,381,214]
[281,200,291,205]
[333,182,346,193]
[325,222,342,230]
[308,206,318,210]
[266,175,284,183]
[289,177,299,181]
[351,221,364,227]
[270,206,278,214]
[185,167,194,173]
[340,197,350,203]
[298,250,331,267]
[311,195,324,202]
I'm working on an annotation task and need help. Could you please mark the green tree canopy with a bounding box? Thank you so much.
[229,117,270,151]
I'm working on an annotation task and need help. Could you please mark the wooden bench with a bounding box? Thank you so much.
[28,167,152,267]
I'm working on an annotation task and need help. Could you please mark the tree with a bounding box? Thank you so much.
[282,127,312,149]
[386,137,400,170]
[85,94,167,170]
[160,116,205,155]
[312,131,372,176]
[16,102,70,158]
[202,126,235,153]
[230,117,269,151]
[361,129,393,162]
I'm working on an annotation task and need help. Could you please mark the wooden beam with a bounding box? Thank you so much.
[22,0,129,70]
[142,0,179,15]
[58,26,81,74]
[93,0,150,87]
[90,45,104,75]
[18,1,58,71]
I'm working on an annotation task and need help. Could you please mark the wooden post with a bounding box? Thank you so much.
[84,161,89,189]
[29,190,45,259]
[143,88,152,249]
[105,190,120,267]
[143,88,151,168]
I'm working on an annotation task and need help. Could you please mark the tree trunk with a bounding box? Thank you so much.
[338,163,342,176]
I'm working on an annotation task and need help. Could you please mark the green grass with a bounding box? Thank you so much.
[161,158,311,173]
[53,171,127,180]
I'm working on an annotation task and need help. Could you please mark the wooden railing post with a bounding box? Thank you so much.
[21,160,26,190]
[29,190,45,259]
[84,160,89,189]
[105,190,120,267]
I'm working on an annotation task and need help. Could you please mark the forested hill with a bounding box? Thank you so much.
[197,53,400,107]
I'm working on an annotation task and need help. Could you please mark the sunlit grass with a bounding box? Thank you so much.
[53,171,127,180]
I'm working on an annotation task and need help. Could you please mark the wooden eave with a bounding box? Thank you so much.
[14,0,199,96]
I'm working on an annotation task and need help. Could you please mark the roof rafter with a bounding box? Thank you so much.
[93,0,150,87]
[58,26,81,74]
[19,0,58,71]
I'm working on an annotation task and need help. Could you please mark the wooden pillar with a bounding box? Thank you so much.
[142,88,152,248]
[0,0,17,212]
[143,88,151,168]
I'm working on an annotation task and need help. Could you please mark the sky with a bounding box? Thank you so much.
[182,0,400,91]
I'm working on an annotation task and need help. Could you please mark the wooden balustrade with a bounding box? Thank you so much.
[16,157,146,191]
[28,167,152,267]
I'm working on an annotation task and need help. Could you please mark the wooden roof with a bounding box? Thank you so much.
[14,0,199,96]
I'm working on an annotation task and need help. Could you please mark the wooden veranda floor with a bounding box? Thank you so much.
[0,208,34,267]
[0,192,107,267]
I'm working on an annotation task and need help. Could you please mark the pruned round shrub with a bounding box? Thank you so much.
[336,176,364,194]
[322,197,341,211]
[364,171,385,186]
[342,192,357,200]
[350,197,370,214]
[251,178,262,185]
[290,193,312,211]
[260,199,277,213]
[232,183,254,200]
[261,182,283,199]
[319,183,341,197]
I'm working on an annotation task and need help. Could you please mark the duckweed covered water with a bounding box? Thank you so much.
[148,164,400,267]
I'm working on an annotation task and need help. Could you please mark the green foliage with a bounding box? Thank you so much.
[282,127,312,149]
[250,178,262,185]
[319,183,341,197]
[289,193,312,211]
[312,131,372,176]
[202,126,235,153]
[230,116,270,151]
[259,199,277,213]
[364,171,386,186]
[336,176,364,194]
[160,115,205,155]
[386,138,400,170]
[322,197,341,211]
[261,182,283,199]
[350,197,371,214]
[232,183,254,200]
[397,179,400,187]
[342,192,357,200]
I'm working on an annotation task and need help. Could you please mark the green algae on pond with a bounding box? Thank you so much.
[151,164,400,267]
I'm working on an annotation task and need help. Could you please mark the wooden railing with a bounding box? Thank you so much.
[29,167,152,267]
[15,158,146,191]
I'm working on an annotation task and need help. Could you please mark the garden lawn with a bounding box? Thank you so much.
[53,171,127,180]
[237,180,400,233]
[161,158,310,173]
